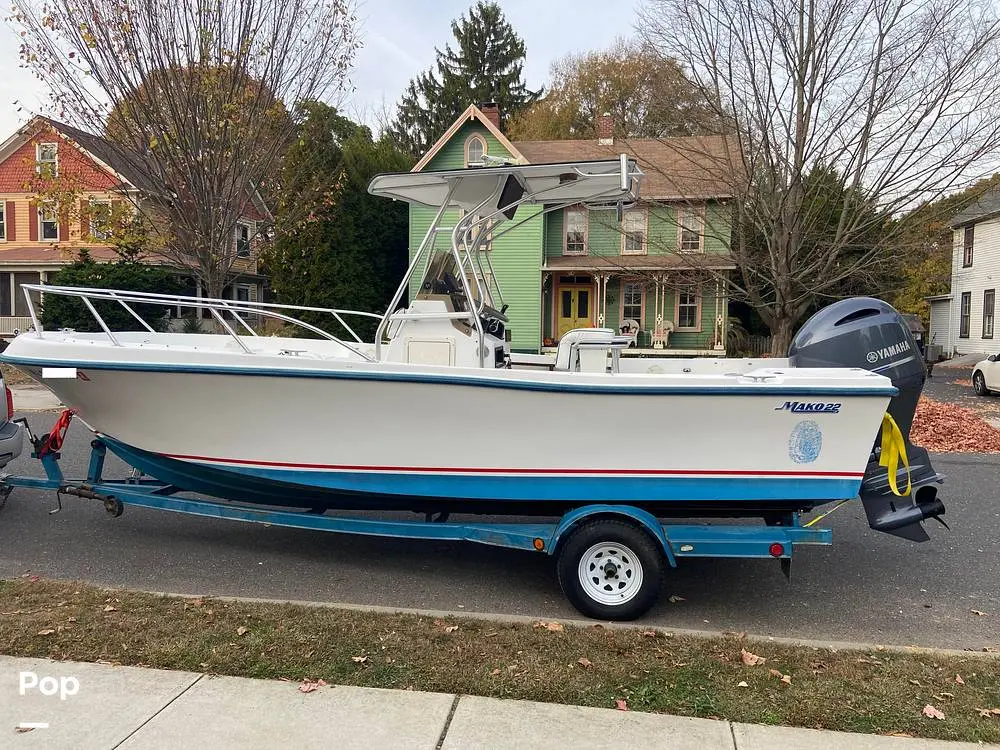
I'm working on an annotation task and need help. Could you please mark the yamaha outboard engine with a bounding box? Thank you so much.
[788,297,946,542]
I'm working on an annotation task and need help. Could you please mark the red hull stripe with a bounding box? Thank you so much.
[162,452,864,478]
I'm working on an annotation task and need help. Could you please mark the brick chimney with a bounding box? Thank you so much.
[481,101,501,129]
[597,113,614,145]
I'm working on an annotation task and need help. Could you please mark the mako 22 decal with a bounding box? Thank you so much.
[774,401,842,414]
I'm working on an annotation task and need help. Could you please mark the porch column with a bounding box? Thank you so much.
[597,273,609,327]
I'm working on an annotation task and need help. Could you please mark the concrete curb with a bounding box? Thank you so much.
[134,587,1000,660]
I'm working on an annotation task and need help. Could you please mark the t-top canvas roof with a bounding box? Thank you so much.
[368,158,644,218]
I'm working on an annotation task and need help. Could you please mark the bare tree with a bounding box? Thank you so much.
[10,0,360,301]
[639,0,1000,354]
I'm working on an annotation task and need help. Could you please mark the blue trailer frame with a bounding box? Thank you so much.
[0,428,833,568]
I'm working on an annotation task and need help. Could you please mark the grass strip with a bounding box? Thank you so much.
[1,577,998,743]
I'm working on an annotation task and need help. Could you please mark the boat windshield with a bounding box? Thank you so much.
[417,232,496,309]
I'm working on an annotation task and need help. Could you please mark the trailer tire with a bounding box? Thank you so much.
[557,519,664,621]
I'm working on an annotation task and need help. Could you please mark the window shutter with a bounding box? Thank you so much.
[79,199,90,240]
[5,201,15,241]
[249,284,258,302]
[59,207,70,242]
[28,202,38,242]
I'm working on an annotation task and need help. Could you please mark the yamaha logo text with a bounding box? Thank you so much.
[866,340,910,364]
[774,401,842,414]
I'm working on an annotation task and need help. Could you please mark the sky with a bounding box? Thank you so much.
[0,0,642,139]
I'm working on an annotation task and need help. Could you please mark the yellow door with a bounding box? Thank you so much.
[557,286,593,338]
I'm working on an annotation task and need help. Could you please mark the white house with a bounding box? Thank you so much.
[928,192,1000,358]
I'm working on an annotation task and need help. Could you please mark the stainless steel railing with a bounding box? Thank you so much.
[20,284,381,362]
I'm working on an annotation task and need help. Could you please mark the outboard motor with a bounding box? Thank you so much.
[788,297,946,542]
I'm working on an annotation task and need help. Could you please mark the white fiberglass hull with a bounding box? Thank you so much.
[2,332,894,513]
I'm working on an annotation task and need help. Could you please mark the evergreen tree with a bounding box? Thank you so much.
[264,102,414,339]
[388,2,539,155]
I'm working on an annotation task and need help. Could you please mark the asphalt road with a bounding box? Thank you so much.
[0,413,997,650]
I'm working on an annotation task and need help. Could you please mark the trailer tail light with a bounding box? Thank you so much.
[5,385,12,420]
[769,543,785,557]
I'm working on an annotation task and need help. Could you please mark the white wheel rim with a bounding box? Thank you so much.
[577,541,644,606]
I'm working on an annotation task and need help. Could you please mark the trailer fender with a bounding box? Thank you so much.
[549,505,677,567]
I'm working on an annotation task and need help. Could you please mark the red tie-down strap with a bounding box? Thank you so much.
[37,408,76,458]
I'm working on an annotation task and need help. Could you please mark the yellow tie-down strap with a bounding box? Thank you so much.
[879,412,912,497]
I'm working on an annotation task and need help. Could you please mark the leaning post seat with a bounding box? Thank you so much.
[554,328,621,372]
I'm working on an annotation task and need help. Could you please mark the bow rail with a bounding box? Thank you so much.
[19,284,380,361]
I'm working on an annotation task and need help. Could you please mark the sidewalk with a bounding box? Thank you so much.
[0,656,982,749]
[9,384,61,411]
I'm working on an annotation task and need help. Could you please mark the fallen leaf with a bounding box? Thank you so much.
[768,668,783,679]
[781,674,792,685]
[298,678,327,693]
[490,668,500,676]
[922,704,945,720]
[351,655,368,663]
[67,616,77,623]
[668,595,686,603]
[15,727,33,733]
[615,698,628,711]
[971,609,988,616]
[886,732,915,738]
[736,681,749,688]
[577,657,593,669]
[545,622,564,632]
[909,679,921,686]
[36,628,55,636]
[975,708,1000,718]
[444,625,459,633]
[236,626,248,636]
[955,674,965,685]
[641,630,657,637]
[740,648,766,666]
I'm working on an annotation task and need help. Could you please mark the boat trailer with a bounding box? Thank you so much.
[0,410,836,620]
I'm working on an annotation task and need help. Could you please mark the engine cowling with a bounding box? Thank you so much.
[788,298,946,542]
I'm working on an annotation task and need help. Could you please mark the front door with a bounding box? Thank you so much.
[557,286,592,338]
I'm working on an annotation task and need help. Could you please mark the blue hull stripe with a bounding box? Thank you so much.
[220,465,861,501]
[101,437,860,503]
[1,354,898,397]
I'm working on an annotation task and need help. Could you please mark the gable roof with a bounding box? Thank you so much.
[951,188,1000,228]
[513,136,738,200]
[0,116,274,222]
[412,104,527,172]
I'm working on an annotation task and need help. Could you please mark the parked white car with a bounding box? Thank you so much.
[972,355,1000,395]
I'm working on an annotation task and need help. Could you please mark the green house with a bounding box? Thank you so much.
[408,104,737,355]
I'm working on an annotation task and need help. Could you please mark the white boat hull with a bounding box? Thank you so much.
[4,332,894,513]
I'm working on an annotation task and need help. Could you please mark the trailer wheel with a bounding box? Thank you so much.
[557,519,664,621]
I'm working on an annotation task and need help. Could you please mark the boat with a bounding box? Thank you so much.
[0,156,948,619]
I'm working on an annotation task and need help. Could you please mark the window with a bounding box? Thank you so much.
[622,282,644,323]
[676,284,701,330]
[39,205,58,241]
[465,135,486,166]
[0,202,5,241]
[36,142,58,178]
[963,226,974,267]
[621,209,646,255]
[960,291,971,338]
[235,222,253,257]
[235,284,252,318]
[564,206,587,255]
[0,272,42,317]
[985,289,995,339]
[678,207,703,252]
[89,201,112,240]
